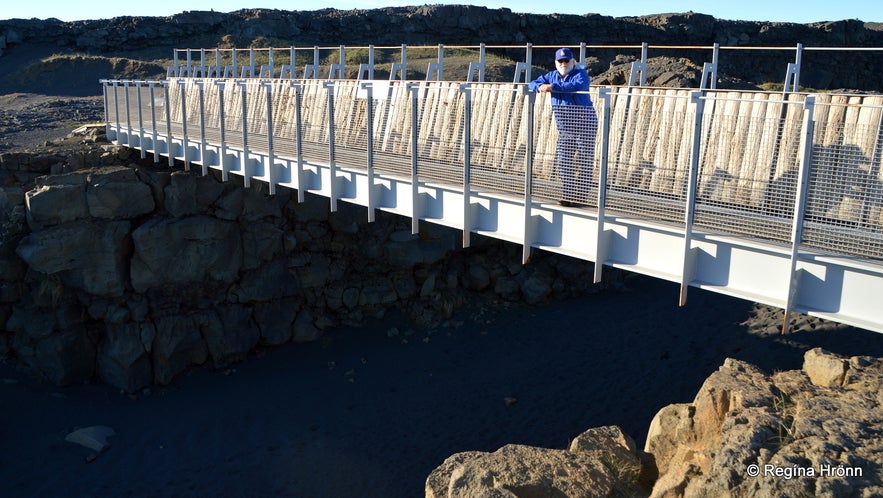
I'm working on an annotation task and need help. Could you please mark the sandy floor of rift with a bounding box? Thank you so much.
[3,276,881,498]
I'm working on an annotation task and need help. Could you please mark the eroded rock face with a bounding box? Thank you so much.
[426,351,883,498]
[644,350,883,498]
[426,426,648,498]
[1,151,606,391]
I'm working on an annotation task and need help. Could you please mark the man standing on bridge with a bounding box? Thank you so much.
[528,47,598,207]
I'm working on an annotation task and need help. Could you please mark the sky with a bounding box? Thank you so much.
[2,0,881,24]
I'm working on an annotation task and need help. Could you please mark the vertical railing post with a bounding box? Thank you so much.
[263,81,277,195]
[163,81,173,167]
[362,81,377,223]
[100,80,110,141]
[679,91,706,306]
[436,43,444,81]
[522,87,535,264]
[476,43,486,82]
[123,81,132,147]
[291,82,305,202]
[593,88,613,284]
[238,80,251,187]
[525,43,533,82]
[329,45,345,79]
[711,42,719,90]
[782,95,816,334]
[195,79,207,175]
[408,82,421,234]
[215,80,228,181]
[324,81,338,211]
[461,83,473,248]
[147,81,159,163]
[178,79,190,171]
[401,44,407,79]
[135,81,146,159]
[783,43,804,95]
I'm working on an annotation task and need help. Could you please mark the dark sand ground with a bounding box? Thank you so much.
[3,277,883,498]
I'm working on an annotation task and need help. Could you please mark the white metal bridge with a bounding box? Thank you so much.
[101,43,883,334]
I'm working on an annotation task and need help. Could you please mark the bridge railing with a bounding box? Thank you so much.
[101,78,883,264]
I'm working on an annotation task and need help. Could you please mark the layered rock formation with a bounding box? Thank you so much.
[0,132,603,391]
[426,348,883,497]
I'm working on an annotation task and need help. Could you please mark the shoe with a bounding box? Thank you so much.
[559,200,576,207]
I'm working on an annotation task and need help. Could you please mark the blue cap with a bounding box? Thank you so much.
[555,48,574,61]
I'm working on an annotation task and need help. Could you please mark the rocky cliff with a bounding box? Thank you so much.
[0,132,604,391]
[2,6,883,94]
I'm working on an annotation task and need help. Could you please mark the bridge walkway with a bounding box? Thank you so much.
[102,77,883,333]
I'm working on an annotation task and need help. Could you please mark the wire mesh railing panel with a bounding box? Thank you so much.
[604,88,693,223]
[372,81,417,177]
[528,89,601,206]
[295,80,331,163]
[803,96,883,258]
[265,81,301,159]
[103,77,883,265]
[692,93,805,244]
[327,80,371,171]
[414,81,465,186]
[467,83,527,197]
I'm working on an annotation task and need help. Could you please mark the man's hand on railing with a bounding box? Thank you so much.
[537,84,553,93]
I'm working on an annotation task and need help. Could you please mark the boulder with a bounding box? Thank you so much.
[253,298,299,345]
[86,165,155,219]
[129,215,242,292]
[151,314,208,385]
[427,427,645,498]
[98,321,154,393]
[163,170,224,217]
[233,259,300,303]
[17,327,95,385]
[645,355,883,497]
[425,451,486,498]
[803,347,848,387]
[15,220,131,297]
[25,179,88,229]
[202,305,260,367]
[444,444,616,498]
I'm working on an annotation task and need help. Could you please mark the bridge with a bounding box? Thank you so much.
[100,43,883,334]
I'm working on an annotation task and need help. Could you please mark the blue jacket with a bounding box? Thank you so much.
[528,66,593,108]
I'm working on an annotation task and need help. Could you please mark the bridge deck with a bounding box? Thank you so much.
[103,78,883,333]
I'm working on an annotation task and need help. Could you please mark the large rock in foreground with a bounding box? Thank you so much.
[645,349,883,497]
[426,426,647,498]
[427,350,883,498]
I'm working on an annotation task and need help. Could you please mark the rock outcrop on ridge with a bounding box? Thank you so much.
[2,7,883,94]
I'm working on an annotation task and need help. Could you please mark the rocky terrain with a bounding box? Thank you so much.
[426,348,883,497]
[3,7,883,96]
[3,140,612,389]
[0,93,104,152]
